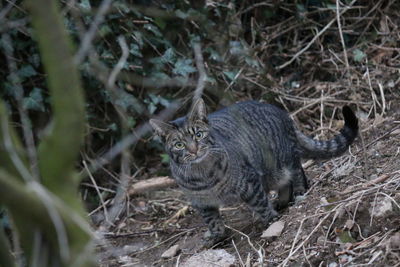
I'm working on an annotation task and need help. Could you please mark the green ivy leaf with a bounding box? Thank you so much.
[127,117,136,128]
[338,231,356,243]
[245,56,261,68]
[161,153,170,164]
[264,9,275,19]
[154,17,166,30]
[79,0,91,11]
[175,10,189,19]
[223,70,238,81]
[162,48,176,64]
[296,4,306,12]
[229,41,244,56]
[148,102,157,114]
[3,82,16,97]
[29,53,41,68]
[144,24,162,37]
[114,90,144,113]
[23,87,45,112]
[151,72,170,80]
[326,4,337,9]
[0,209,10,229]
[148,94,171,107]
[353,49,366,62]
[99,25,112,37]
[114,2,130,13]
[100,50,114,59]
[132,31,144,47]
[130,43,143,57]
[18,65,37,79]
[108,123,118,132]
[173,58,196,77]
[205,47,222,62]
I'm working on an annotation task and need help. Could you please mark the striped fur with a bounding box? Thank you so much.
[150,99,358,246]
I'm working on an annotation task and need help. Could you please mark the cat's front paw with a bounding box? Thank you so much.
[260,209,279,227]
[202,229,230,248]
[293,185,307,197]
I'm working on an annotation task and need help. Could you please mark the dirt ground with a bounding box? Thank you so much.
[98,96,400,266]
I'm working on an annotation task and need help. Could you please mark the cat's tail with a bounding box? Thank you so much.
[296,106,358,159]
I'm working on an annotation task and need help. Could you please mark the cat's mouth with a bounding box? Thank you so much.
[187,149,209,163]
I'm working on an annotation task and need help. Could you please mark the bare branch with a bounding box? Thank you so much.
[74,0,112,64]
[0,0,17,22]
[192,42,207,102]
[0,18,28,33]
[107,36,129,89]
[336,0,350,74]
[86,101,180,175]
[83,160,112,226]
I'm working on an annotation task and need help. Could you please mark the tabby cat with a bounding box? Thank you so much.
[150,99,358,246]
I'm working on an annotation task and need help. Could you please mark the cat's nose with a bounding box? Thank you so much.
[187,143,198,154]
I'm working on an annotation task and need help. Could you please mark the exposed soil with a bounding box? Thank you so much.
[98,96,400,266]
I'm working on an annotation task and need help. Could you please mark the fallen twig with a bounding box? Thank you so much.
[192,42,207,101]
[83,160,112,225]
[128,176,176,196]
[336,0,350,74]
[340,173,391,195]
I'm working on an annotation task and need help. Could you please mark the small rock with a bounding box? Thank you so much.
[137,200,148,212]
[370,174,378,180]
[389,232,400,249]
[370,196,393,217]
[320,197,329,205]
[181,249,236,267]
[245,253,251,267]
[123,245,142,253]
[261,221,285,238]
[308,250,318,257]
[295,195,306,203]
[328,262,338,267]
[117,222,126,230]
[334,206,346,219]
[344,219,354,230]
[161,244,180,259]
[338,254,353,264]
[118,255,134,265]
[316,235,326,246]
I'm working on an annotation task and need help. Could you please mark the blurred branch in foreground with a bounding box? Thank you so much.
[0,0,96,265]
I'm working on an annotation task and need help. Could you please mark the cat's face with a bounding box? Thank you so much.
[165,120,211,164]
[150,99,212,164]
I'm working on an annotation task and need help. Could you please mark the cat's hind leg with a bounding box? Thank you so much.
[239,174,279,226]
[275,163,308,208]
[289,159,309,198]
[274,183,293,210]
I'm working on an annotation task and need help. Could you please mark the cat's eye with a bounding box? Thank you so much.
[174,142,185,150]
[194,131,204,140]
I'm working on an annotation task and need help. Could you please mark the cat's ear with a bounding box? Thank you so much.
[149,119,175,137]
[188,98,207,122]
